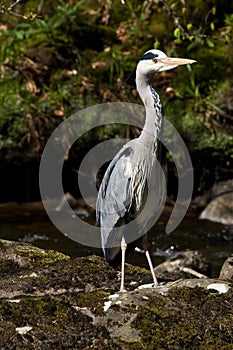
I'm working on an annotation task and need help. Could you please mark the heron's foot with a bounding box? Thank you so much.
[119,288,127,293]
[153,281,159,288]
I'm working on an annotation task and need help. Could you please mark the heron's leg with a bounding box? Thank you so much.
[145,250,158,287]
[120,236,127,292]
[142,233,158,287]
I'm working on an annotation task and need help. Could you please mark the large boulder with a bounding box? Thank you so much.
[199,180,233,225]
[0,239,232,349]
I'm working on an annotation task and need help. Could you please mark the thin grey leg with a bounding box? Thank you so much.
[145,250,158,287]
[120,236,127,292]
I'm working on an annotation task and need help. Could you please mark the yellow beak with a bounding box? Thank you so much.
[157,56,196,72]
[161,57,196,66]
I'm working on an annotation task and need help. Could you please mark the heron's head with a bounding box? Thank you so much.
[137,49,196,76]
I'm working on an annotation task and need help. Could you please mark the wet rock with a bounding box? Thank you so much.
[191,193,209,210]
[154,250,210,281]
[0,239,69,271]
[200,192,233,224]
[219,254,233,281]
[54,192,95,219]
[210,179,233,198]
[199,180,233,224]
[167,278,231,293]
[0,239,233,349]
[55,192,80,211]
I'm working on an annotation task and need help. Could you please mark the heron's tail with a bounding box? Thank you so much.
[104,246,121,263]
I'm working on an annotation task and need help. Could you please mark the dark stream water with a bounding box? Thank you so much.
[0,202,232,278]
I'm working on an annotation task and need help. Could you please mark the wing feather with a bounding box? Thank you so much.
[96,144,135,258]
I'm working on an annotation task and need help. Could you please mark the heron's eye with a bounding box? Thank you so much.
[152,58,158,63]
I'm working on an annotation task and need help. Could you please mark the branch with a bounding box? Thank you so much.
[0,0,38,19]
[8,0,23,10]
[161,0,190,38]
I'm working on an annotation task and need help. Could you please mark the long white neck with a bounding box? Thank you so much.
[136,68,163,152]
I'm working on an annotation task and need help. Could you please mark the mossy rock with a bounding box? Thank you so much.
[0,239,70,270]
[0,239,232,349]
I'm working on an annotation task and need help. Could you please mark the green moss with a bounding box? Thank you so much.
[131,287,233,349]
[14,248,70,266]
[76,290,109,315]
[0,289,121,349]
[0,240,10,249]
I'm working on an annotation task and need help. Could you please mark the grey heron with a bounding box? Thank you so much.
[96,49,196,292]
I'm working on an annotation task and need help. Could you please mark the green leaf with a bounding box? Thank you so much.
[206,39,215,48]
[210,22,215,31]
[174,38,182,44]
[225,34,231,44]
[174,27,181,39]
[153,40,160,49]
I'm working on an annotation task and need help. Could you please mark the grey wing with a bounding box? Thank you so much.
[135,140,167,233]
[96,140,166,261]
[138,156,166,233]
[96,145,136,260]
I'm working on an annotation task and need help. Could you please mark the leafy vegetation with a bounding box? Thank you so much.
[0,0,232,199]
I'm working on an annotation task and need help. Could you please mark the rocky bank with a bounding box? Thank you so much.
[0,239,232,349]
